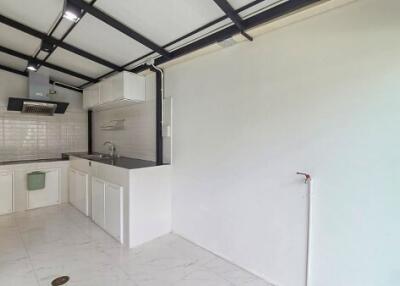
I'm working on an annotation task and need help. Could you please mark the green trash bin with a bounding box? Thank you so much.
[27,171,46,191]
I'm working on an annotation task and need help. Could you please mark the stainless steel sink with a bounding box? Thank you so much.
[81,154,110,160]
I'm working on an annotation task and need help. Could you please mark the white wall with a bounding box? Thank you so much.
[167,0,400,285]
[0,70,88,161]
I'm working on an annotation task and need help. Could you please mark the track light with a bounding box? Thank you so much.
[40,40,56,53]
[27,59,40,72]
[63,0,83,23]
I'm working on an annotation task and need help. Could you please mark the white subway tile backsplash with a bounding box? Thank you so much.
[92,96,172,163]
[93,100,156,161]
[0,111,87,162]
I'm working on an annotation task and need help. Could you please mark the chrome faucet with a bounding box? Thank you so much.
[103,141,116,158]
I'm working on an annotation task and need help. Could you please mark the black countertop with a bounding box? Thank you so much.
[63,152,158,170]
[0,158,68,166]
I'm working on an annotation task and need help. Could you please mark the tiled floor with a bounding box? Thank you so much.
[0,204,273,286]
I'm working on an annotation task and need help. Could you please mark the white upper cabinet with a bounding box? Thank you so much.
[83,83,100,109]
[83,71,145,110]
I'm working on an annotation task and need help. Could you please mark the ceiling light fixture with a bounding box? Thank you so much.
[27,59,40,72]
[63,0,83,23]
[40,40,56,53]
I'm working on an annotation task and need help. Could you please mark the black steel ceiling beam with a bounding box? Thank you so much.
[67,0,170,58]
[0,63,82,92]
[0,45,96,82]
[50,80,83,92]
[0,64,27,77]
[0,14,121,71]
[79,0,268,88]
[131,0,320,74]
[121,0,266,69]
[42,62,96,83]
[57,41,122,71]
[213,0,253,41]
[34,0,98,70]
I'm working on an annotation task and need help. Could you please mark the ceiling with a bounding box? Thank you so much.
[0,0,296,90]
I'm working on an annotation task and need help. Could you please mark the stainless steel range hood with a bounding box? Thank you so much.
[7,72,69,116]
[22,101,57,115]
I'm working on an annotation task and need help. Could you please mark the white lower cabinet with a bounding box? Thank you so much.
[27,168,59,210]
[92,177,105,228]
[0,170,13,215]
[69,168,89,216]
[104,183,123,242]
[91,177,123,243]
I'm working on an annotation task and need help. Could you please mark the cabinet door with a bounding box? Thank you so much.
[69,169,76,206]
[83,84,100,109]
[75,171,89,216]
[92,177,105,228]
[111,72,124,100]
[0,170,13,215]
[99,78,114,104]
[104,183,123,243]
[27,169,59,210]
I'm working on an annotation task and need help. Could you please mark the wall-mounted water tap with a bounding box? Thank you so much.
[103,141,116,158]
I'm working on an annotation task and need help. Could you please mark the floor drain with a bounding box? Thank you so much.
[51,276,70,286]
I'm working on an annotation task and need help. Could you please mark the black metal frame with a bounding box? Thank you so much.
[0,64,82,92]
[80,0,311,88]
[213,0,253,41]
[152,68,163,165]
[50,80,82,92]
[88,110,93,154]
[0,45,96,82]
[33,0,98,71]
[0,64,27,77]
[131,0,320,73]
[1,0,319,90]
[68,0,170,58]
[78,0,275,88]
[0,14,121,71]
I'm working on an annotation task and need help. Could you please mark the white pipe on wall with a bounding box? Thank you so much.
[297,172,312,286]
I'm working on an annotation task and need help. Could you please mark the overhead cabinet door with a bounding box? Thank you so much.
[99,76,116,104]
[83,71,145,110]
[0,170,13,215]
[83,83,100,109]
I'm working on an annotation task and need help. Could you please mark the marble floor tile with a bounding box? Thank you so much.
[0,204,273,286]
[0,257,39,285]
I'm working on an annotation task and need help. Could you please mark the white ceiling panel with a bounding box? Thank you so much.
[227,0,282,10]
[39,66,87,87]
[0,53,27,71]
[0,23,40,55]
[228,0,257,9]
[64,14,152,65]
[51,19,75,39]
[94,0,225,46]
[165,18,233,53]
[0,0,64,33]
[46,47,112,78]
[237,0,284,18]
